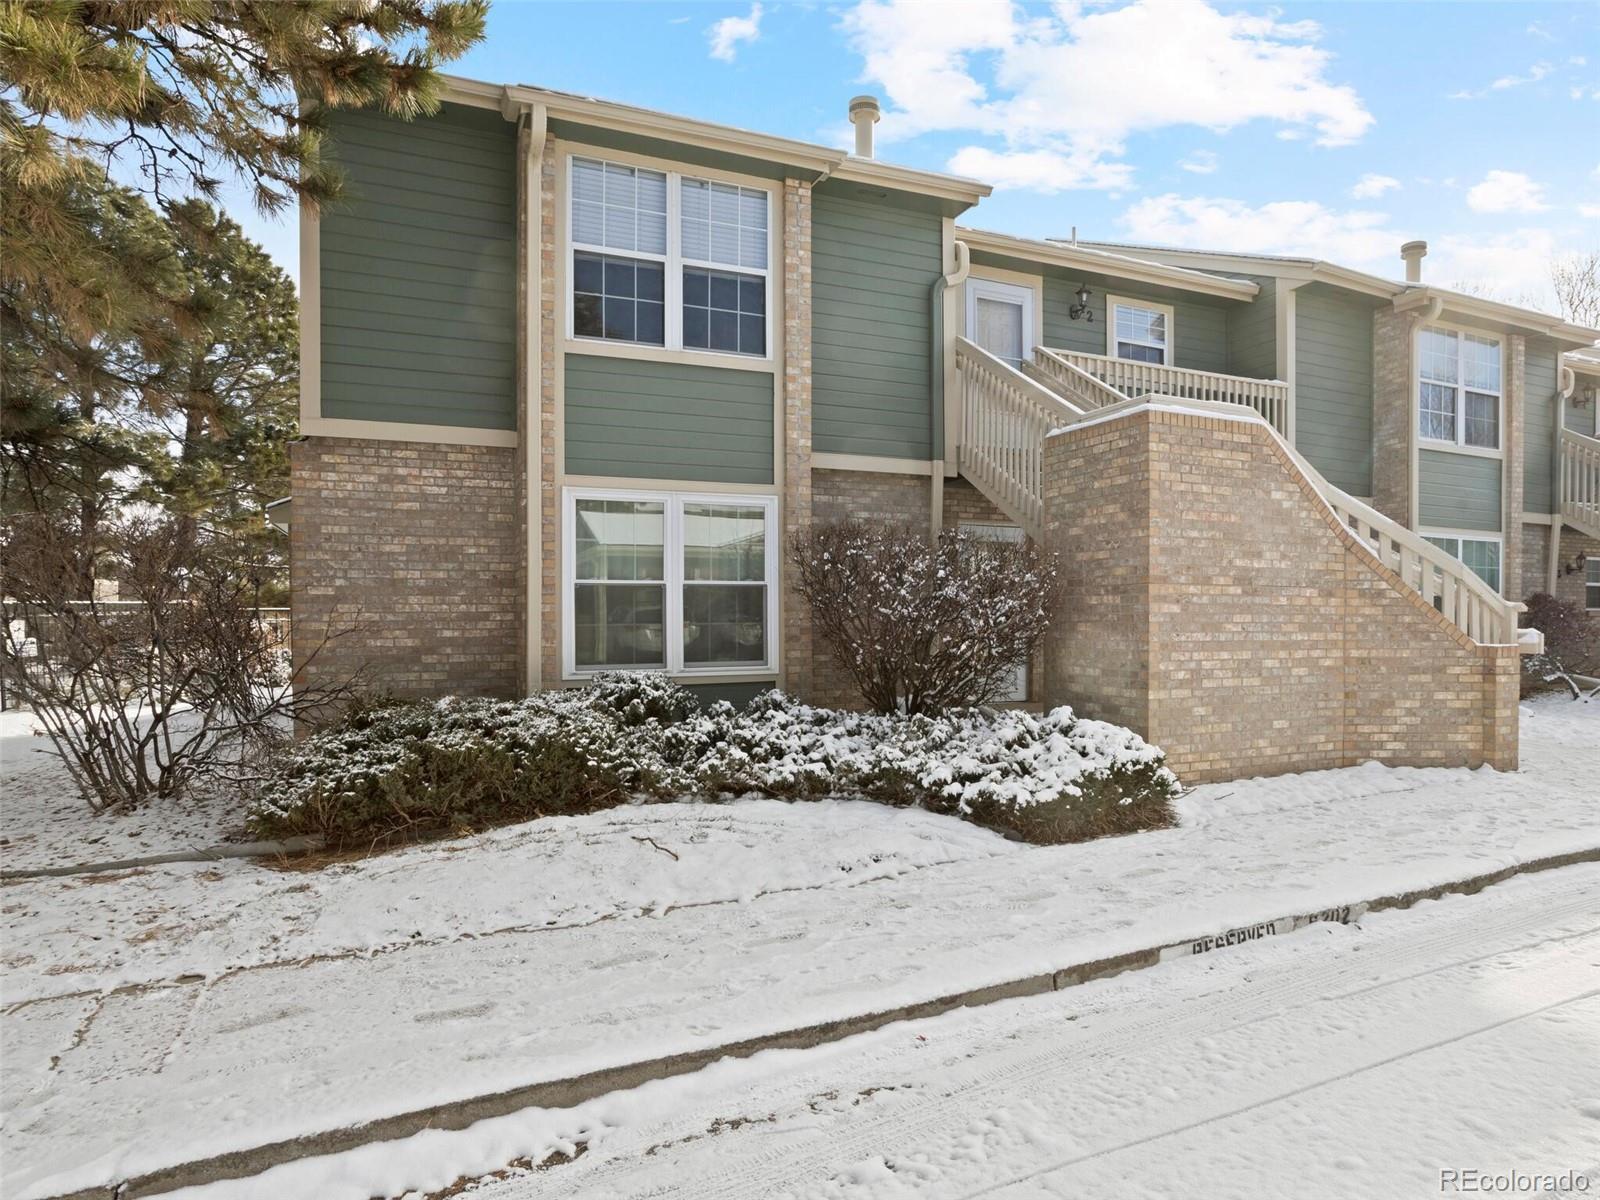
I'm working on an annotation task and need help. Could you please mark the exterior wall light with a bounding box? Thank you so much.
[1070,283,1094,323]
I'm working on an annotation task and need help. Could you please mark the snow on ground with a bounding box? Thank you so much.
[0,709,252,871]
[165,861,1600,1200]
[1,695,1596,1199]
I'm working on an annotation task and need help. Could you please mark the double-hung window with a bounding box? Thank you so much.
[1109,298,1171,364]
[1418,327,1501,450]
[565,489,777,676]
[1422,532,1502,594]
[1587,557,1599,611]
[569,156,771,358]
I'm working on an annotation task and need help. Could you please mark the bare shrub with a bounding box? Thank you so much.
[1522,592,1600,700]
[790,520,1059,714]
[1,514,358,811]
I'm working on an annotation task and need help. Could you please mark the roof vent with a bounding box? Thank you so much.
[849,95,881,159]
[1401,239,1427,284]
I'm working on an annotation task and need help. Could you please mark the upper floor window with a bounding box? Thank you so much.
[569,156,770,358]
[1108,298,1171,365]
[1418,327,1500,451]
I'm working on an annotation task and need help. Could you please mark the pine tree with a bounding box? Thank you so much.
[0,0,487,339]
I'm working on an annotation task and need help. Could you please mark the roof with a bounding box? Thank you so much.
[957,227,1259,301]
[1076,240,1600,349]
[441,75,991,211]
[1567,346,1600,374]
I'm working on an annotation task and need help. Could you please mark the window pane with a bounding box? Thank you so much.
[574,498,664,582]
[1113,303,1166,347]
[682,266,765,355]
[975,296,1025,366]
[683,503,766,581]
[1419,328,1458,384]
[1117,341,1165,364]
[1464,391,1499,448]
[571,158,666,255]
[683,584,766,665]
[1587,558,1600,610]
[1459,540,1500,592]
[575,584,666,668]
[1461,334,1501,392]
[681,178,767,269]
[1419,382,1456,441]
[573,253,664,346]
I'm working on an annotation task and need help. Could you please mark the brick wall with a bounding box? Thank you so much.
[290,437,520,698]
[1041,408,1519,783]
[1552,528,1600,613]
[813,468,931,526]
[1371,306,1413,525]
[1519,522,1551,600]
[781,179,815,698]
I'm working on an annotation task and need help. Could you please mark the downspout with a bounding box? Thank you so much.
[929,238,971,539]
[516,98,549,694]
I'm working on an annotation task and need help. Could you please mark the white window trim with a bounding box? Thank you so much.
[964,277,1036,367]
[1416,323,1504,458]
[1420,528,1505,595]
[561,486,780,680]
[566,154,774,363]
[1106,295,1174,365]
[1586,556,1600,611]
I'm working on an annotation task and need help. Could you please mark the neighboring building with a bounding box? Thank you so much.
[283,75,1600,780]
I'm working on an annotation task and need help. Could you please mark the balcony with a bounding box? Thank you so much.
[1030,347,1292,436]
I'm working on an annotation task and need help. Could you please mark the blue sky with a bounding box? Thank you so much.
[241,0,1599,310]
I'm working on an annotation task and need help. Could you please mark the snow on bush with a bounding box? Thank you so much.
[249,674,1179,847]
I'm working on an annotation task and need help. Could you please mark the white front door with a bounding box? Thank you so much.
[959,522,1029,703]
[966,278,1034,368]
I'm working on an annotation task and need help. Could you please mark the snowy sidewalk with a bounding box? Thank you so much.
[4,698,1597,1199]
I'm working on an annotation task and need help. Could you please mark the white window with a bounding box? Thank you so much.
[966,278,1035,369]
[1423,532,1503,594]
[1418,326,1501,451]
[563,489,778,676]
[1108,297,1171,365]
[1587,556,1599,611]
[569,156,771,358]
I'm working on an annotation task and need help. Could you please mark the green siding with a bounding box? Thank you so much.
[1294,284,1375,496]
[1419,449,1502,532]
[1226,275,1278,381]
[1040,272,1229,373]
[1524,341,1561,513]
[564,355,774,484]
[319,104,516,430]
[812,183,942,459]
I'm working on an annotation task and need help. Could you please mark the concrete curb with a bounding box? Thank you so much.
[1,837,326,882]
[43,844,1600,1200]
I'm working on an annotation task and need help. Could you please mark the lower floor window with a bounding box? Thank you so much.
[1422,532,1502,594]
[1587,556,1599,611]
[566,489,776,674]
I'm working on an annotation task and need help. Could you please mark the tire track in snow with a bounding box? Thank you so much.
[524,872,1600,1199]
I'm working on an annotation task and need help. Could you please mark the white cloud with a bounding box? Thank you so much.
[840,0,1371,193]
[1579,204,1600,220]
[1179,149,1220,175]
[1350,172,1400,199]
[947,145,1133,193]
[1118,193,1399,265]
[1465,169,1549,213]
[707,3,763,62]
[1117,192,1565,309]
[1491,61,1553,90]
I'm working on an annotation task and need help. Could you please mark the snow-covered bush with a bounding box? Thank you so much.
[1521,592,1599,699]
[249,674,1179,847]
[790,520,1059,714]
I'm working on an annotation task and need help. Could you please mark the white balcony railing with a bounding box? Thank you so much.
[1040,347,1291,436]
[1558,425,1600,538]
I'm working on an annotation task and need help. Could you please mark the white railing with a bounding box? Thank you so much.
[1043,348,1291,435]
[1558,426,1600,538]
[1025,347,1125,411]
[953,336,1085,538]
